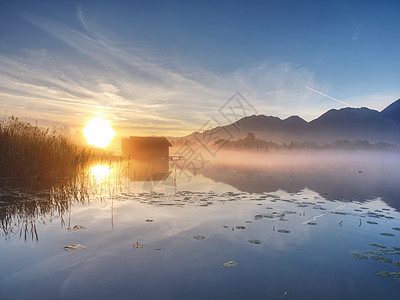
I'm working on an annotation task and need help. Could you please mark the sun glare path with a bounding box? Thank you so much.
[90,165,112,184]
[83,117,115,148]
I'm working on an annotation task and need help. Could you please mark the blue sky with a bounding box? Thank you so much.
[1,0,399,136]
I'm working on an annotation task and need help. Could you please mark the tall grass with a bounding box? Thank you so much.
[0,116,108,187]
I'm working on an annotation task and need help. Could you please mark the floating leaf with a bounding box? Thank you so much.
[380,233,395,237]
[249,239,261,244]
[67,225,86,231]
[236,226,246,230]
[394,262,400,267]
[371,256,392,264]
[366,221,378,225]
[146,219,154,222]
[390,272,400,279]
[277,229,290,233]
[374,270,390,278]
[369,243,386,249]
[307,222,317,225]
[63,244,86,251]
[351,251,368,259]
[193,235,206,240]
[392,227,400,231]
[132,242,144,248]
[222,260,238,267]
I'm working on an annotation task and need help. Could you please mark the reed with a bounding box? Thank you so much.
[0,116,111,188]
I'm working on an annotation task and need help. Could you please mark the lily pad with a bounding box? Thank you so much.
[374,270,390,278]
[68,225,86,231]
[369,243,386,249]
[366,221,378,225]
[277,229,290,233]
[371,256,393,264]
[351,252,368,259]
[222,260,238,267]
[394,262,400,267]
[236,226,246,230]
[307,222,317,225]
[193,235,206,240]
[380,233,395,237]
[63,244,86,251]
[132,242,144,248]
[249,239,261,244]
[392,227,400,231]
[390,272,400,279]
[146,219,154,222]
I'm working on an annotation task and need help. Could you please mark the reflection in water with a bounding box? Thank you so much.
[90,165,112,184]
[1,153,400,299]
[126,159,170,182]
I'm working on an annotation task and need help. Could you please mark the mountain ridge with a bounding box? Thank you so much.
[181,99,400,146]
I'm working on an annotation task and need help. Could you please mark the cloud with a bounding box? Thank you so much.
[0,8,355,135]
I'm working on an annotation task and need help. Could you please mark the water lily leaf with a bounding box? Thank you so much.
[369,243,386,249]
[222,260,238,267]
[350,251,368,259]
[390,272,400,279]
[277,229,290,233]
[132,242,144,248]
[380,233,395,237]
[374,270,390,278]
[366,221,378,225]
[371,256,392,264]
[193,235,206,240]
[249,239,261,244]
[63,244,86,251]
[236,226,246,230]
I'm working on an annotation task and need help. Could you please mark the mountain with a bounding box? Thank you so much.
[183,99,400,146]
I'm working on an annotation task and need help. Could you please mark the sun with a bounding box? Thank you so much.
[83,117,115,148]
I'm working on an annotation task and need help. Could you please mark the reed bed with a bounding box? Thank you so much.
[0,116,111,187]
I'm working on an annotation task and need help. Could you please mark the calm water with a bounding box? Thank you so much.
[1,155,400,299]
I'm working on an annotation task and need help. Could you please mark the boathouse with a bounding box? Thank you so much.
[121,136,172,160]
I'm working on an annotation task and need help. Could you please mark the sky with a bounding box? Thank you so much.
[1,0,400,137]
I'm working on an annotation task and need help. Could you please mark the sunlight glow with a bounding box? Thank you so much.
[90,165,112,183]
[83,117,115,148]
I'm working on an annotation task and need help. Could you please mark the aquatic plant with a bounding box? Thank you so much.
[380,233,395,237]
[132,242,144,248]
[369,243,386,249]
[0,116,112,188]
[249,239,261,244]
[222,260,238,267]
[193,235,206,240]
[63,244,87,251]
[374,270,390,278]
[350,251,368,259]
[371,256,393,264]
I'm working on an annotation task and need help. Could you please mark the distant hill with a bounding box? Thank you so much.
[182,99,400,146]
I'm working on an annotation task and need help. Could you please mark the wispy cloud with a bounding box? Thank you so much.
[0,8,366,135]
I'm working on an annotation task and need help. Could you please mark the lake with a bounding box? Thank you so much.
[1,152,400,299]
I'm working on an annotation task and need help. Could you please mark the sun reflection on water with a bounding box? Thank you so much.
[90,165,112,184]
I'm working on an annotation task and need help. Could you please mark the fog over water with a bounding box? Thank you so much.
[199,150,400,209]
